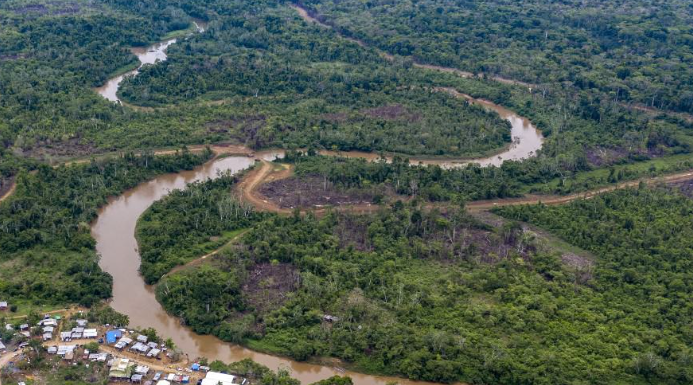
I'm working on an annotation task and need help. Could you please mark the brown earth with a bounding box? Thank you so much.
[0,178,16,203]
[259,175,378,209]
[242,263,300,315]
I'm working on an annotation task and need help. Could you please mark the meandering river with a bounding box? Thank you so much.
[90,9,545,385]
[92,152,442,385]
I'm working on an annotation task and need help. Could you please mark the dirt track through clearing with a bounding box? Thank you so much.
[238,161,693,214]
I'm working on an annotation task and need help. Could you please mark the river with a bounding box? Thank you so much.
[94,21,207,103]
[92,152,441,385]
[90,8,544,385]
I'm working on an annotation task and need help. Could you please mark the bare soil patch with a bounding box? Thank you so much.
[242,263,299,315]
[259,175,378,209]
[21,138,98,161]
[0,177,16,203]
[671,179,693,198]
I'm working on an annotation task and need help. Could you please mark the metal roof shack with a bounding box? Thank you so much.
[137,334,149,343]
[146,348,161,358]
[131,342,150,354]
[57,345,76,356]
[202,372,236,385]
[76,319,88,327]
[114,337,133,350]
[109,358,135,380]
[0,301,8,310]
[38,319,57,327]
[83,328,98,338]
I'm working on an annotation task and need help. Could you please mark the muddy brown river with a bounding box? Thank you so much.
[92,152,441,385]
[90,9,544,385]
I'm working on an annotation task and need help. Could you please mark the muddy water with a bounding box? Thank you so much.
[320,90,542,168]
[92,152,441,385]
[95,20,207,103]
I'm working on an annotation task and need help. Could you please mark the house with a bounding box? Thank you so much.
[114,337,133,350]
[47,346,58,355]
[42,326,54,334]
[57,345,76,356]
[147,342,158,349]
[201,372,236,385]
[0,341,6,352]
[83,328,98,339]
[156,381,171,385]
[64,351,75,361]
[135,365,150,375]
[0,301,8,310]
[146,348,161,358]
[19,324,29,331]
[89,353,109,362]
[5,324,12,331]
[42,332,53,341]
[76,319,88,327]
[131,342,149,354]
[109,358,135,380]
[38,319,57,327]
[137,335,149,343]
[131,374,144,383]
[60,332,73,342]
[106,329,123,344]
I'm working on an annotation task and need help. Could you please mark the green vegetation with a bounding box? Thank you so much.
[0,149,211,307]
[137,172,267,283]
[210,359,300,385]
[497,186,693,384]
[159,205,643,384]
[301,0,693,114]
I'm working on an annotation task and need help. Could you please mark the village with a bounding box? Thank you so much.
[0,303,245,385]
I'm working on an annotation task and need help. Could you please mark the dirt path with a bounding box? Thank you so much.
[161,230,250,279]
[238,161,693,214]
[236,161,293,214]
[0,181,15,204]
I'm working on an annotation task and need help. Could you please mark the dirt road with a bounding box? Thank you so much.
[238,161,693,214]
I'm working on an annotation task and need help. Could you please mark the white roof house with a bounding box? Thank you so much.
[137,335,148,343]
[135,365,150,375]
[76,319,88,327]
[131,342,150,354]
[202,372,236,385]
[38,319,57,327]
[57,345,76,356]
[0,301,8,309]
[42,326,54,333]
[84,329,98,338]
[0,342,6,351]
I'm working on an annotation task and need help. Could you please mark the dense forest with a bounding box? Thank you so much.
[154,197,691,384]
[0,149,210,308]
[137,172,268,284]
[300,0,693,114]
[5,0,693,383]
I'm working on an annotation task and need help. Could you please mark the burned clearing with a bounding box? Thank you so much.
[258,174,384,209]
